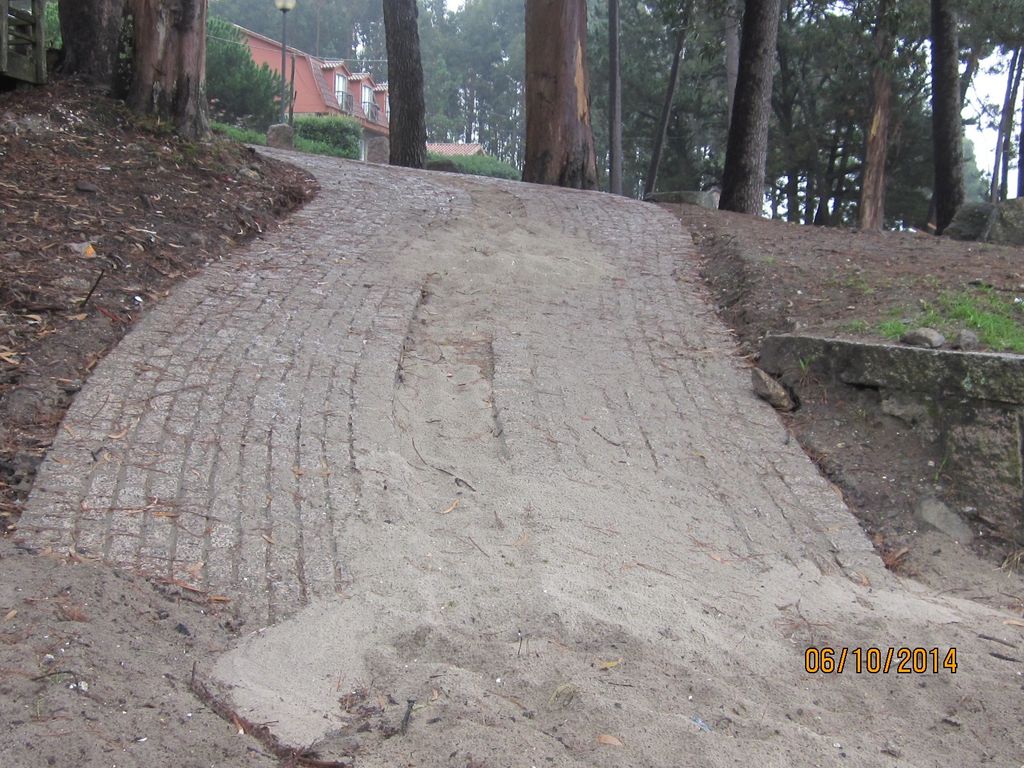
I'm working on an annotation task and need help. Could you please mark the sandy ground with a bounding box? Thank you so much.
[7,153,1024,767]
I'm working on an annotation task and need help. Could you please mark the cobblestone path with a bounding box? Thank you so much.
[17,152,1021,766]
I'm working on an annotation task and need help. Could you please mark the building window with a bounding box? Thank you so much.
[335,73,348,109]
[362,84,373,115]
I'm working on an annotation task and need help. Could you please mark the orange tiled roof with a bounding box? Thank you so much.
[427,143,485,157]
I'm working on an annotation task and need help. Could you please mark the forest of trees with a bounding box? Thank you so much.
[208,0,1019,229]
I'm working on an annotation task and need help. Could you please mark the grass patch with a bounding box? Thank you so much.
[878,318,909,339]
[878,287,1024,352]
[843,319,869,333]
[211,121,265,145]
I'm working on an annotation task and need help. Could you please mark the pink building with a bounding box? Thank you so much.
[238,25,389,161]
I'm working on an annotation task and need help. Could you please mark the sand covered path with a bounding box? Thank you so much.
[16,151,1022,767]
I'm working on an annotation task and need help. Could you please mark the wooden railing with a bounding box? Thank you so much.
[1,0,46,84]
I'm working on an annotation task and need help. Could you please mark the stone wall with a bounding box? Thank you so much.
[760,334,1024,542]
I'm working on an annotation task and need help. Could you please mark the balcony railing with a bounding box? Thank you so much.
[336,91,354,114]
[362,101,384,125]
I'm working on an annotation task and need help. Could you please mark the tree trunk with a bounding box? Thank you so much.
[383,0,427,168]
[465,75,476,143]
[719,0,782,215]
[960,48,978,107]
[58,0,126,85]
[608,0,623,195]
[998,48,1023,201]
[724,0,740,130]
[643,29,686,199]
[1019,75,1024,198]
[858,0,896,231]
[523,0,598,189]
[930,0,964,235]
[813,136,838,225]
[127,0,209,140]
[830,122,856,225]
[785,170,800,222]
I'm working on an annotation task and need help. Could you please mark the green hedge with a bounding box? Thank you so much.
[293,116,362,159]
[426,152,520,181]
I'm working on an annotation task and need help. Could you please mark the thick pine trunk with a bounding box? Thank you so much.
[58,0,126,85]
[858,0,895,231]
[127,0,209,139]
[383,0,427,168]
[608,0,622,195]
[643,29,685,199]
[719,0,782,215]
[523,0,597,189]
[723,0,740,130]
[930,0,964,235]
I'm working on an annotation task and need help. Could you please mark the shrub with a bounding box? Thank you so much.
[293,116,362,159]
[426,152,520,181]
[205,17,283,131]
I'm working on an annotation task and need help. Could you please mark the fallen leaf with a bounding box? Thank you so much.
[207,594,231,603]
[68,313,88,321]
[291,466,304,477]
[3,609,16,622]
[262,534,275,545]
[596,734,624,747]
[107,427,130,440]
[68,241,97,258]
[1004,619,1024,628]
[56,603,89,622]
[430,688,440,701]
[0,350,20,365]
[599,658,623,670]
[439,499,460,515]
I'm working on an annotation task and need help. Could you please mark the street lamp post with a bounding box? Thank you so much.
[274,0,296,124]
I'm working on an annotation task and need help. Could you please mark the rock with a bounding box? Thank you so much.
[899,327,945,349]
[0,112,51,135]
[952,329,980,351]
[947,199,1024,245]
[266,123,294,149]
[751,367,796,411]
[945,202,994,241]
[237,168,260,182]
[75,180,100,194]
[915,497,974,544]
[880,392,933,431]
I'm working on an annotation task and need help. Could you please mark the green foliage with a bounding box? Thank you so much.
[426,152,520,180]
[211,121,266,145]
[206,17,283,130]
[293,115,362,159]
[293,136,355,158]
[44,1,61,48]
